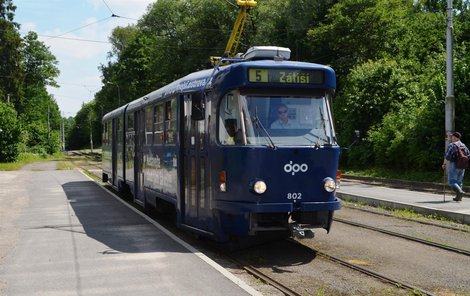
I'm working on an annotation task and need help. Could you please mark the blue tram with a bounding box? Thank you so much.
[102,46,341,242]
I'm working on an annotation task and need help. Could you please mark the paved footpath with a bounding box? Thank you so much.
[0,170,259,296]
[338,180,470,225]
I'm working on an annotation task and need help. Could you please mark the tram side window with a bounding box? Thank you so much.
[109,121,113,142]
[126,113,134,146]
[145,106,153,144]
[117,117,123,145]
[154,104,165,144]
[165,99,177,144]
[127,113,134,131]
[102,122,108,145]
[219,93,242,145]
[106,121,112,145]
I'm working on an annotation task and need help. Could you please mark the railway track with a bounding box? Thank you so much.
[334,217,470,257]
[224,236,436,295]
[73,158,299,295]
[287,239,435,296]
[227,210,470,295]
[342,203,470,233]
[74,156,466,295]
[226,257,302,296]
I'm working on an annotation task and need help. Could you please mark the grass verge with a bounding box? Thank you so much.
[342,167,470,184]
[342,200,470,231]
[0,152,66,171]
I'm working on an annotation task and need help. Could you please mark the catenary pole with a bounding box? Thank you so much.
[89,114,93,153]
[445,0,454,147]
[62,115,65,151]
[47,105,50,142]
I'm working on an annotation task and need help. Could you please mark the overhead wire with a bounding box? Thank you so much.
[30,31,226,51]
[43,0,138,42]
[101,0,138,21]
[55,81,101,88]
[38,34,110,44]
[102,0,115,15]
[223,0,238,8]
[45,16,113,41]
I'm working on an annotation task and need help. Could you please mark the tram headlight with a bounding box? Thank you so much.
[252,180,267,195]
[323,177,336,192]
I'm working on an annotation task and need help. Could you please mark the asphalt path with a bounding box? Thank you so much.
[0,169,259,296]
[338,180,470,225]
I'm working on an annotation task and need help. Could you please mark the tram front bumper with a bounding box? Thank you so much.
[214,198,341,214]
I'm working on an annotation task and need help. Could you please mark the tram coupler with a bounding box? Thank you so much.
[290,224,314,239]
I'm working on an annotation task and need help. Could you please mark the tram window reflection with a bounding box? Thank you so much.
[145,106,153,144]
[219,92,243,145]
[154,104,164,144]
[218,93,336,146]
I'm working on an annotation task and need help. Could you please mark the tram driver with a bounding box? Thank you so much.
[270,104,299,129]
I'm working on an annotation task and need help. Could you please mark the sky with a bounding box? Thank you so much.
[14,0,156,117]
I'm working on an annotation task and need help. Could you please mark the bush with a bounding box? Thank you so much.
[0,102,21,162]
[22,121,62,155]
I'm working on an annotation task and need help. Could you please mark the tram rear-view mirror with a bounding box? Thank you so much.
[191,93,205,121]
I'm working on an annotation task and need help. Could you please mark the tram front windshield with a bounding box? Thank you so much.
[218,92,336,146]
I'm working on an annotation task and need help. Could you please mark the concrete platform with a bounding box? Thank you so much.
[338,180,470,225]
[0,170,260,296]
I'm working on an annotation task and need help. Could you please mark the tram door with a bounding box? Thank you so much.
[134,110,145,205]
[182,93,212,231]
[111,118,117,186]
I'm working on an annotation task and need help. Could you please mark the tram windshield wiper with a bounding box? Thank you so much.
[252,108,276,149]
[303,133,322,148]
[319,107,331,144]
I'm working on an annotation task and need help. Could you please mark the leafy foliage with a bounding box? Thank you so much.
[0,101,20,162]
[0,1,62,162]
[310,0,469,170]
[67,102,97,150]
[0,0,23,110]
[88,0,470,172]
[4,0,470,173]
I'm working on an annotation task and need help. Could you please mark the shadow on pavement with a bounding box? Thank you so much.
[62,181,189,254]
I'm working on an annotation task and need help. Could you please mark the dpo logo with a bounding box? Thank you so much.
[284,161,308,176]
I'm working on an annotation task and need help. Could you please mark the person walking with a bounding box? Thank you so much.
[442,132,470,201]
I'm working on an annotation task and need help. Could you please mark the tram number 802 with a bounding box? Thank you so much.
[287,193,302,200]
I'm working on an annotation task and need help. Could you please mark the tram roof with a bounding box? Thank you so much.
[103,59,335,121]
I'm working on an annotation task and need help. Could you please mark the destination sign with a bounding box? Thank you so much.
[248,68,324,84]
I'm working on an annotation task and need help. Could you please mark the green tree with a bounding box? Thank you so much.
[454,43,470,142]
[68,102,98,150]
[22,31,59,89]
[95,0,238,130]
[336,58,418,167]
[307,0,445,76]
[0,101,20,162]
[0,0,24,109]
[20,31,61,154]
[367,70,445,170]
[85,0,470,174]
[309,0,461,171]
[107,25,139,60]
[252,0,337,61]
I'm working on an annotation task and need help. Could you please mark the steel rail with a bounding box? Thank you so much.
[288,239,435,296]
[228,258,302,296]
[342,204,470,233]
[334,217,470,257]
[91,162,301,296]
[80,155,442,295]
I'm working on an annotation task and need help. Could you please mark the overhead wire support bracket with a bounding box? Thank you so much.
[225,0,257,58]
[210,0,257,65]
